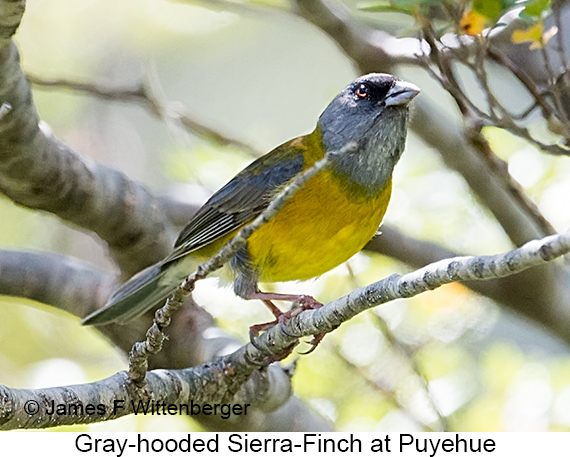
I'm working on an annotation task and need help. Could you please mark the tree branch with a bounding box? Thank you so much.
[367,226,570,343]
[0,0,24,46]
[0,249,116,318]
[3,225,569,429]
[26,74,259,155]
[291,0,553,246]
[0,249,331,431]
[0,353,296,430]
[0,41,177,278]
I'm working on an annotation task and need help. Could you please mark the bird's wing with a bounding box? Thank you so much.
[163,137,308,264]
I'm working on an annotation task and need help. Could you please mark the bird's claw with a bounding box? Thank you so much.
[248,294,326,358]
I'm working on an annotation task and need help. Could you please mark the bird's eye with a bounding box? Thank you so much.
[355,83,370,99]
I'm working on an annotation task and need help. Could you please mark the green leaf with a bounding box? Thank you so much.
[522,0,550,17]
[473,0,503,20]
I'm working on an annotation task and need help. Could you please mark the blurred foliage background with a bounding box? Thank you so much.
[2,0,570,432]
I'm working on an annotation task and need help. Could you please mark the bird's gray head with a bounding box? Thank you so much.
[317,73,420,195]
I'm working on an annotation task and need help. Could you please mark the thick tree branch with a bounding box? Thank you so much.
[0,249,331,431]
[0,352,299,430]
[0,249,169,358]
[0,0,23,44]
[0,249,116,318]
[0,41,176,277]
[0,249,214,366]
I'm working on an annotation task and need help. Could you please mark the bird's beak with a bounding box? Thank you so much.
[384,80,421,107]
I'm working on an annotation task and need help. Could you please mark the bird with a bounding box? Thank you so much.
[82,73,420,347]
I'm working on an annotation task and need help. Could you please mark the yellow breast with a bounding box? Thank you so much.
[246,169,392,283]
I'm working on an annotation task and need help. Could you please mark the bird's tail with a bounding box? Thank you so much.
[82,264,174,326]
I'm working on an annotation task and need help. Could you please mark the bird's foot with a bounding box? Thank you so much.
[248,312,298,363]
[247,293,326,356]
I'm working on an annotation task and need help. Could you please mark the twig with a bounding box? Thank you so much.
[421,23,475,118]
[424,21,570,155]
[496,120,570,156]
[127,142,358,383]
[487,46,560,122]
[470,38,508,121]
[344,259,447,431]
[371,314,449,432]
[464,126,558,236]
[26,74,259,155]
[553,0,569,71]
[26,75,145,101]
[540,43,570,134]
[333,345,440,432]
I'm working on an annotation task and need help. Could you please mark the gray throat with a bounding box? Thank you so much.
[326,109,409,197]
